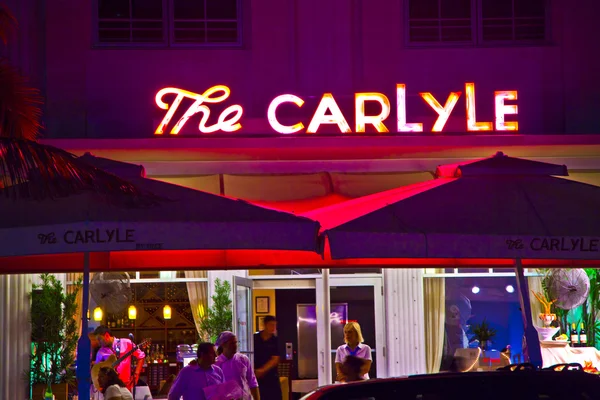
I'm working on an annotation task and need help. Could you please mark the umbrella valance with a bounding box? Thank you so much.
[325,153,600,260]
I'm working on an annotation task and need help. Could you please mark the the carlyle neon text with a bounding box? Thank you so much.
[155,82,518,135]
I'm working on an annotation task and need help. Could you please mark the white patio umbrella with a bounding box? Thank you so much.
[1,145,321,398]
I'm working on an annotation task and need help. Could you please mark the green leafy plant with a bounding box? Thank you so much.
[471,318,497,346]
[198,278,233,343]
[29,273,81,386]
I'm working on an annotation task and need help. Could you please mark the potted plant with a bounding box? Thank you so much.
[29,274,81,400]
[198,278,233,343]
[471,318,497,350]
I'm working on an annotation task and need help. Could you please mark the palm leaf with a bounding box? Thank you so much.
[0,59,43,140]
[0,3,17,45]
[0,138,158,205]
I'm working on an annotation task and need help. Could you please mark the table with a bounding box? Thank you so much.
[541,344,600,370]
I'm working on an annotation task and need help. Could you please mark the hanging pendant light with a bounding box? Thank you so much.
[163,305,172,320]
[93,307,103,321]
[128,305,137,320]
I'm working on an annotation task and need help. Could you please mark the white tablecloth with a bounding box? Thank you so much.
[541,344,600,369]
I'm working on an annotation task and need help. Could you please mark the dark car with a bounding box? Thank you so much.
[301,364,600,400]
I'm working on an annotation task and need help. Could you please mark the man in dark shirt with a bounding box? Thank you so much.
[253,315,282,400]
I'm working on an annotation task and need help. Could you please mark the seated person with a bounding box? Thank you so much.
[97,367,133,400]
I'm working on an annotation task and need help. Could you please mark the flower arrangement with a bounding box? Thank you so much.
[471,318,497,349]
[532,290,557,327]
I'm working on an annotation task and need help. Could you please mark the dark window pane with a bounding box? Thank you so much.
[99,20,130,29]
[409,27,440,42]
[174,27,206,43]
[206,0,237,20]
[482,25,513,41]
[514,0,545,18]
[131,30,163,42]
[441,26,472,41]
[440,0,471,19]
[174,0,206,19]
[131,0,163,19]
[409,0,439,19]
[481,0,512,18]
[99,29,131,42]
[174,20,205,29]
[206,27,238,43]
[515,23,545,40]
[99,0,130,19]
[132,20,163,30]
[207,21,237,31]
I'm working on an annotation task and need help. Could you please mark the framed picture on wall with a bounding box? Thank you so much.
[255,296,270,314]
[256,315,266,331]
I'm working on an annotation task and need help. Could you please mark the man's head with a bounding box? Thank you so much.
[263,315,277,335]
[93,325,114,348]
[196,342,217,368]
[215,331,238,356]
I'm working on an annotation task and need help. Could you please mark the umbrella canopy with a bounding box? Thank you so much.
[436,151,569,178]
[322,152,600,260]
[0,153,320,260]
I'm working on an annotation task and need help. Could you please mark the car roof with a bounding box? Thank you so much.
[302,367,600,399]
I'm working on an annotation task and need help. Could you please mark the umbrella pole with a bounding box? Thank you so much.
[514,259,542,367]
[76,253,92,399]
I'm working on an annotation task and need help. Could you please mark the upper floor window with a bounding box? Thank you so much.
[408,0,473,44]
[480,0,546,42]
[96,0,241,46]
[407,0,547,46]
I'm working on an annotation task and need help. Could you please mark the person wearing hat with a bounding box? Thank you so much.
[215,331,260,400]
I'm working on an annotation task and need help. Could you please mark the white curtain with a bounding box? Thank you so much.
[528,276,544,325]
[424,274,445,374]
[0,274,32,399]
[185,271,208,339]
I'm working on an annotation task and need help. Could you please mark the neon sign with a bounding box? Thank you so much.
[155,86,243,135]
[154,83,518,135]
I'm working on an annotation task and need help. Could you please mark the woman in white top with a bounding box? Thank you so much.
[335,321,372,382]
[98,367,134,400]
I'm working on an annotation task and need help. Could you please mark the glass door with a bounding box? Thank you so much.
[232,276,253,361]
[323,276,386,382]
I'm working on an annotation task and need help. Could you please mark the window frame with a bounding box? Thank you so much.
[168,0,243,48]
[92,0,244,49]
[404,0,477,48]
[405,0,550,48]
[477,0,550,46]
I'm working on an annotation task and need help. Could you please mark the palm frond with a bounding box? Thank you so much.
[0,59,43,140]
[0,138,159,205]
[0,4,17,45]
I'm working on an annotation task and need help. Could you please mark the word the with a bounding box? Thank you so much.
[155,86,243,135]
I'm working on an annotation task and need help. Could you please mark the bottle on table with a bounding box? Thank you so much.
[570,323,579,347]
[579,322,587,347]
